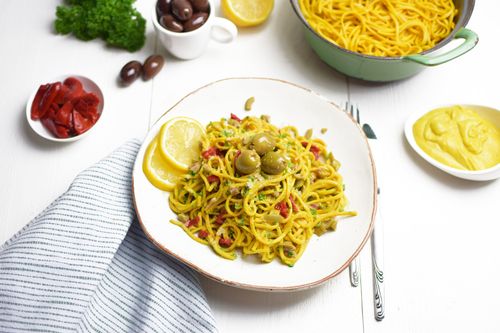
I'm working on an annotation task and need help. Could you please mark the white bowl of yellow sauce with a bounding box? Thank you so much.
[405,105,500,181]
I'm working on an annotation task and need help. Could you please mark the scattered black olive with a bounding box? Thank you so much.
[119,61,142,86]
[143,55,165,81]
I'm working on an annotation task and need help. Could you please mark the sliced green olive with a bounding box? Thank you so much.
[235,149,261,175]
[261,151,287,175]
[251,132,276,155]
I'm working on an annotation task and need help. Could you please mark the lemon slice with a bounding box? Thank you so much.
[221,0,274,27]
[143,136,184,192]
[158,116,205,172]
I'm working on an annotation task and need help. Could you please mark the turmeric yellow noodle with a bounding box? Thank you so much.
[169,115,355,266]
[299,0,458,57]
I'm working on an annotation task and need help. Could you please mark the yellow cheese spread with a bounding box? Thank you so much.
[413,105,500,171]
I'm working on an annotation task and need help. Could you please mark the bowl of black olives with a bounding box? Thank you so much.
[153,0,237,60]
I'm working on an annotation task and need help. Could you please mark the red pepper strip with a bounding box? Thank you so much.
[289,195,299,213]
[230,113,241,122]
[72,110,93,135]
[54,84,70,105]
[42,104,70,138]
[41,115,57,137]
[198,230,209,239]
[219,237,232,248]
[233,150,242,169]
[63,77,84,100]
[207,175,220,184]
[74,97,99,124]
[54,124,70,138]
[301,141,320,160]
[275,201,289,218]
[55,100,74,128]
[202,147,219,159]
[215,211,226,225]
[31,84,50,120]
[38,82,62,120]
[309,145,320,160]
[81,92,100,108]
[185,216,200,228]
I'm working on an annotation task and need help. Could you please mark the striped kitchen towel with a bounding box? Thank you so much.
[0,139,218,333]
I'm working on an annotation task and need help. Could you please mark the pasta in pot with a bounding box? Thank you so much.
[299,0,458,57]
[169,114,356,266]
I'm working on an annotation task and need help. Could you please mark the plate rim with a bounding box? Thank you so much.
[133,77,378,292]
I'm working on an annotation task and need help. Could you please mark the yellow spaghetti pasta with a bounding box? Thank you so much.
[169,115,355,266]
[299,0,458,57]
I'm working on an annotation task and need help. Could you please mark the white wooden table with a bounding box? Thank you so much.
[1,1,499,332]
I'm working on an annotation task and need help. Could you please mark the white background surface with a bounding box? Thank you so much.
[0,1,499,332]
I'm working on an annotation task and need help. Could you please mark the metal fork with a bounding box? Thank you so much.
[345,101,385,321]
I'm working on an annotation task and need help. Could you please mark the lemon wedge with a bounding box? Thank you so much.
[158,116,205,172]
[221,0,274,27]
[143,136,184,192]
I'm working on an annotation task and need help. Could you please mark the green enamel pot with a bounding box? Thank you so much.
[290,0,478,82]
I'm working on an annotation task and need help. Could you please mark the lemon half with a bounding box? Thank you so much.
[143,136,184,192]
[221,0,274,27]
[158,116,205,172]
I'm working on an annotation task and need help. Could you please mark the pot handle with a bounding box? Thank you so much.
[403,28,478,66]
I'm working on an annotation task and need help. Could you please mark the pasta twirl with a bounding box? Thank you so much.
[299,0,458,57]
[169,115,356,266]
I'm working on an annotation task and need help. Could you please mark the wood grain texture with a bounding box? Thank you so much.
[1,0,499,332]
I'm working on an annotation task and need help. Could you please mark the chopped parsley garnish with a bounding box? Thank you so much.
[241,187,249,196]
[310,208,318,216]
[222,130,233,137]
[257,193,266,201]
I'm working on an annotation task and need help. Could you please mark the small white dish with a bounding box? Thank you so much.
[404,104,500,181]
[133,78,377,291]
[26,75,104,143]
[152,0,237,60]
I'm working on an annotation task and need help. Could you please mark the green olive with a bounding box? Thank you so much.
[235,149,261,175]
[251,132,276,155]
[261,151,287,175]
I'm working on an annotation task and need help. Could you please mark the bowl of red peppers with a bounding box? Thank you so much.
[26,75,104,142]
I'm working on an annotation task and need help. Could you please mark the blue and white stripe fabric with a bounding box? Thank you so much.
[0,140,218,333]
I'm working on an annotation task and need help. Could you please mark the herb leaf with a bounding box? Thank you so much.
[55,0,146,52]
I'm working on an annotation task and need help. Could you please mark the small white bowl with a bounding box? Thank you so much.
[404,104,500,181]
[26,75,104,143]
[152,0,237,60]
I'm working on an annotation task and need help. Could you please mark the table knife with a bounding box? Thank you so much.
[362,123,385,321]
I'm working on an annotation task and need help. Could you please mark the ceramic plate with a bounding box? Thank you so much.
[132,78,377,291]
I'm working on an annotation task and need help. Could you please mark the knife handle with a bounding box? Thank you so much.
[371,190,385,321]
[367,135,385,321]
